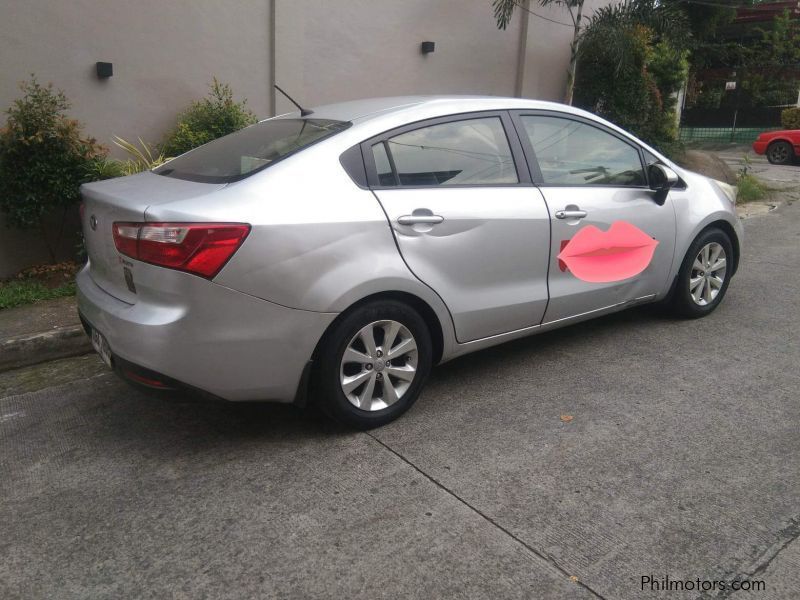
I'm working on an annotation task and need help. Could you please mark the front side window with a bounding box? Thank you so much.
[155,118,350,183]
[520,115,645,186]
[373,117,518,187]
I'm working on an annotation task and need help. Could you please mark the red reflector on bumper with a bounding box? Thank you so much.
[123,369,170,388]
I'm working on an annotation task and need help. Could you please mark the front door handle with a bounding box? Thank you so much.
[397,214,444,226]
[555,209,588,220]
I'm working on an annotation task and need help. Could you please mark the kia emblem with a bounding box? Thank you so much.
[89,215,98,231]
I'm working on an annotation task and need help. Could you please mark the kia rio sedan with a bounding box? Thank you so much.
[78,96,742,428]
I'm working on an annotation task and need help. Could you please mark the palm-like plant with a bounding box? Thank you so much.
[493,0,586,104]
[493,0,690,105]
[112,136,170,175]
[573,1,689,153]
[578,0,689,76]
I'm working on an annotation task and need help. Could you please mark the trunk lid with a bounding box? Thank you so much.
[81,172,226,303]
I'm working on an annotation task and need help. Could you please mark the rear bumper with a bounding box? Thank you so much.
[76,265,337,402]
[752,140,768,155]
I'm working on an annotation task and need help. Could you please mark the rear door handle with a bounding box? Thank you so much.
[555,209,588,220]
[397,214,444,225]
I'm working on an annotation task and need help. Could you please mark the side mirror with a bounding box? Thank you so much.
[648,164,679,206]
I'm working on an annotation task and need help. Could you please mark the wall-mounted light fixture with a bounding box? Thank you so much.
[96,62,113,79]
[420,41,435,54]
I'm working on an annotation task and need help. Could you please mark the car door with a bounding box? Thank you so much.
[364,112,551,343]
[512,112,677,324]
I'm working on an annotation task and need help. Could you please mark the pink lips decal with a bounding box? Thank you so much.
[557,221,659,283]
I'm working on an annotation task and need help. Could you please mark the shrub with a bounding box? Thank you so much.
[781,107,800,130]
[84,156,126,181]
[736,173,768,204]
[85,137,171,180]
[573,8,689,157]
[113,136,170,175]
[0,77,105,261]
[161,78,257,156]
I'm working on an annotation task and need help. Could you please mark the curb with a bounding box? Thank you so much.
[0,325,92,373]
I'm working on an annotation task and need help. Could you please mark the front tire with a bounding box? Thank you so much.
[313,300,432,429]
[766,141,793,165]
[670,228,733,318]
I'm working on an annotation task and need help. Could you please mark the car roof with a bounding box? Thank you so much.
[274,95,570,123]
[267,95,678,171]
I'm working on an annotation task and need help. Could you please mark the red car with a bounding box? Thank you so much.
[753,129,800,165]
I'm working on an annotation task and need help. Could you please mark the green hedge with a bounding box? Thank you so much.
[781,107,800,130]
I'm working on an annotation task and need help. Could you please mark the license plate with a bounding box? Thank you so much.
[91,328,113,368]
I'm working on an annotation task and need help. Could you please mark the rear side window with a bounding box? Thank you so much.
[373,117,518,187]
[155,118,351,183]
[372,142,396,186]
[520,115,645,186]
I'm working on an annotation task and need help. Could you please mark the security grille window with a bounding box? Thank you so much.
[521,116,646,186]
[155,118,350,183]
[373,117,519,187]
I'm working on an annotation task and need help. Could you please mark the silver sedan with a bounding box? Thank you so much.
[77,96,742,428]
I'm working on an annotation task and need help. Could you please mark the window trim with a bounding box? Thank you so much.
[361,111,533,190]
[509,110,650,189]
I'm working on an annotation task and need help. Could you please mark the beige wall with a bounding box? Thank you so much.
[274,0,521,113]
[0,0,273,277]
[0,0,273,155]
[0,0,608,278]
[274,0,609,113]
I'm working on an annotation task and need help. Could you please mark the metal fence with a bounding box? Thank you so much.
[679,126,779,144]
[679,105,789,144]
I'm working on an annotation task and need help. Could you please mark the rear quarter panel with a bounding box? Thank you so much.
[145,131,458,358]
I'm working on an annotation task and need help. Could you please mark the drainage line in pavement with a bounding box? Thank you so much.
[365,432,608,600]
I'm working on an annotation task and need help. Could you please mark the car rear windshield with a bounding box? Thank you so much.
[154,118,351,183]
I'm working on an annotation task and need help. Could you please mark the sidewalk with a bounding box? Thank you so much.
[0,296,91,372]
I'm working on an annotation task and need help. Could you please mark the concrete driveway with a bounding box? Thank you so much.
[2,199,799,599]
[716,145,800,188]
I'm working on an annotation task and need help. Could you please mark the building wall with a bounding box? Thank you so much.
[0,0,273,277]
[274,0,608,113]
[0,0,606,278]
[0,0,273,155]
[274,0,522,113]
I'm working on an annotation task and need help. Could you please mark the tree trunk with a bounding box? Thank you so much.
[563,1,584,105]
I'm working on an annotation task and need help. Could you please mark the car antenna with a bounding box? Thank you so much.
[274,85,314,117]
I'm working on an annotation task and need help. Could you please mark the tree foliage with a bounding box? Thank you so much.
[492,0,586,103]
[782,107,800,129]
[572,0,689,155]
[0,77,104,260]
[161,78,257,157]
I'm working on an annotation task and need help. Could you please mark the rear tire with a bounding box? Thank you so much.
[313,300,432,429]
[766,141,794,165]
[670,228,733,318]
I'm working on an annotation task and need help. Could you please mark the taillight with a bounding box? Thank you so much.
[112,222,250,278]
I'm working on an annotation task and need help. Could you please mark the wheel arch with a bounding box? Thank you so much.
[766,137,795,148]
[702,219,740,276]
[665,216,742,303]
[311,291,446,366]
[766,137,796,157]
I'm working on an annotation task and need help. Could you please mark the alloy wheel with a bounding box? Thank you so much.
[689,242,727,306]
[339,320,418,411]
[769,144,790,164]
